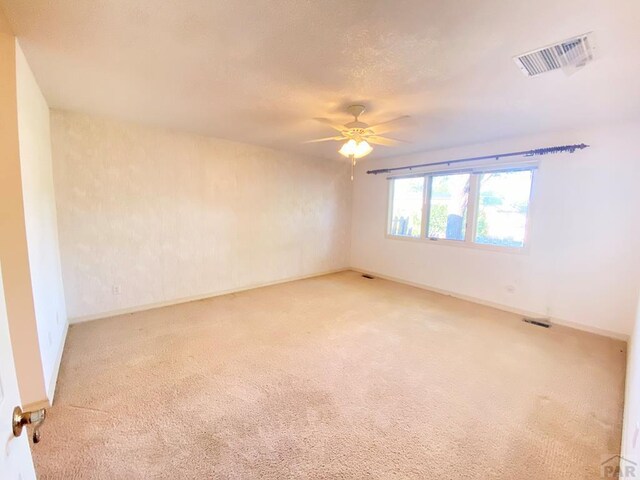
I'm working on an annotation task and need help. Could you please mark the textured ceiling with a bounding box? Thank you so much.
[2,0,640,159]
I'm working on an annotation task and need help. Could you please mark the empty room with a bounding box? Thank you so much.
[1,1,640,479]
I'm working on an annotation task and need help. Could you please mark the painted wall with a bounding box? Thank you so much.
[622,293,640,464]
[351,122,640,338]
[0,11,47,406]
[15,42,68,400]
[51,111,351,320]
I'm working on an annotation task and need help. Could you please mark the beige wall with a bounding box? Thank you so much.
[351,122,640,338]
[16,42,68,400]
[0,10,47,406]
[51,111,351,320]
[623,293,640,464]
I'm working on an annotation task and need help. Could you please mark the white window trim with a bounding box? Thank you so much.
[386,165,537,254]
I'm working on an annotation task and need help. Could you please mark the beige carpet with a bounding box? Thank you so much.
[33,271,626,479]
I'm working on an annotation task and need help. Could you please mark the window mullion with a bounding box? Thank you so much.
[387,179,394,235]
[422,176,431,238]
[466,174,480,244]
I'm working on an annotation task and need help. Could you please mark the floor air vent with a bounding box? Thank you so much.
[523,318,551,328]
[514,32,595,77]
[362,274,374,279]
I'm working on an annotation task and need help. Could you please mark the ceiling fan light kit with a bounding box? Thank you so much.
[338,139,373,159]
[307,105,410,180]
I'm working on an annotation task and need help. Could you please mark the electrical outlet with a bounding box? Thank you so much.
[112,285,122,295]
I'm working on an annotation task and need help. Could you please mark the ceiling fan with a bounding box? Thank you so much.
[306,105,409,179]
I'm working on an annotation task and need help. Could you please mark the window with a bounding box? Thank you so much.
[388,167,535,250]
[427,173,470,241]
[475,170,533,248]
[388,177,424,238]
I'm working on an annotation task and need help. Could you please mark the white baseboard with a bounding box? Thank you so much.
[69,267,350,325]
[350,267,629,341]
[67,264,626,343]
[47,320,69,405]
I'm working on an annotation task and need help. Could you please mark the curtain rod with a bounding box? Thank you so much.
[366,143,590,175]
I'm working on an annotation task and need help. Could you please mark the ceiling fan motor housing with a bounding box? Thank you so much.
[345,122,369,129]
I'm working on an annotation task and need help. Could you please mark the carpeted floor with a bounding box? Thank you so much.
[33,271,626,479]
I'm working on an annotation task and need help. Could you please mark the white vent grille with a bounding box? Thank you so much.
[514,32,595,77]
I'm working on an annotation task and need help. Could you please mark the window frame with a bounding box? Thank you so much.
[387,175,427,240]
[386,166,537,254]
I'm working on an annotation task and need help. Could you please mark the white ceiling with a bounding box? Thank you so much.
[3,0,640,159]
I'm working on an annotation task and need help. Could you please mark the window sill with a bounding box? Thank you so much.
[385,234,529,255]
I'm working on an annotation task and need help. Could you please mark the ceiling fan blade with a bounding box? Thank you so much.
[313,117,346,132]
[368,115,410,134]
[366,136,406,147]
[303,136,345,144]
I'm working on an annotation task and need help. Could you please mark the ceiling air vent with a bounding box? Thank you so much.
[514,32,596,77]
